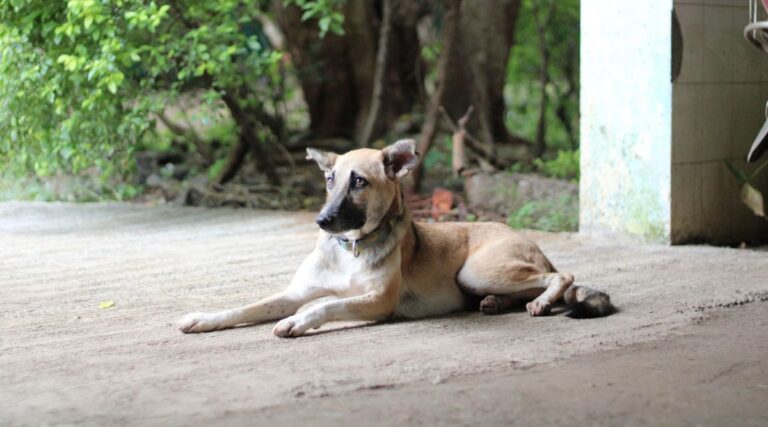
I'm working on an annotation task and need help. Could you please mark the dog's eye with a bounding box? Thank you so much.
[353,177,368,189]
[326,175,334,189]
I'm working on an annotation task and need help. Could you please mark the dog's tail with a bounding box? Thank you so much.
[563,285,615,318]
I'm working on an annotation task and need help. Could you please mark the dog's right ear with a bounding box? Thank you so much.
[383,139,420,180]
[306,148,337,173]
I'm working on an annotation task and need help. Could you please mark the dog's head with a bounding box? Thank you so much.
[306,139,420,237]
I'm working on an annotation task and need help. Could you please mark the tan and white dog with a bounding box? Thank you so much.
[178,139,613,337]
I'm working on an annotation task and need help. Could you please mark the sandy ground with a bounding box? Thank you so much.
[1,202,767,426]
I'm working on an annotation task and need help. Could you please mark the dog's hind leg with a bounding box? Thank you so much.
[478,289,542,315]
[458,255,574,316]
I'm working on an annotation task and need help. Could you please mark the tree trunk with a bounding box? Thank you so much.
[220,94,281,186]
[274,0,423,143]
[555,41,578,150]
[358,0,393,147]
[442,0,524,151]
[411,0,462,192]
[215,131,250,186]
[533,6,549,158]
[532,0,557,157]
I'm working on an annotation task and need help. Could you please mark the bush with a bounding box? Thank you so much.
[506,194,578,232]
[534,149,579,181]
[0,0,286,181]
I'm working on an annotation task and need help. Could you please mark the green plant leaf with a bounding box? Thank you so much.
[740,182,765,218]
[725,160,749,183]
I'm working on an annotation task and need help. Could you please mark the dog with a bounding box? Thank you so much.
[178,139,613,337]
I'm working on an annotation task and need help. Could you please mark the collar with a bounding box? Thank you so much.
[336,196,404,257]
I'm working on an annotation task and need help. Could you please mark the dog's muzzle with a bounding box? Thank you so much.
[315,196,366,233]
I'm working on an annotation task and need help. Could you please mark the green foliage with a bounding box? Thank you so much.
[0,171,143,202]
[283,0,345,38]
[0,0,298,194]
[207,158,227,181]
[423,135,452,170]
[534,149,579,181]
[505,0,579,152]
[205,121,239,147]
[506,195,578,232]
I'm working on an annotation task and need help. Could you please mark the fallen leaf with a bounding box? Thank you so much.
[431,188,453,220]
[99,300,115,309]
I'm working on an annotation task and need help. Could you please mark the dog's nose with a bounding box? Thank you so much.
[316,214,333,228]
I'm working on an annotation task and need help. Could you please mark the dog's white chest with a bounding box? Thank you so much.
[331,270,391,297]
[315,260,376,297]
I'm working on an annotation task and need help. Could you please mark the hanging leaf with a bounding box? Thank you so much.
[740,183,766,218]
[725,160,749,183]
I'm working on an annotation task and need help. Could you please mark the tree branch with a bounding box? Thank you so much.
[438,106,509,169]
[438,106,486,157]
[451,106,473,176]
[155,109,212,165]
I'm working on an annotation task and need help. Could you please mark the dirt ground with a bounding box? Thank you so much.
[1,202,767,426]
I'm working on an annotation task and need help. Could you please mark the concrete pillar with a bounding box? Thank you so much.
[580,0,768,244]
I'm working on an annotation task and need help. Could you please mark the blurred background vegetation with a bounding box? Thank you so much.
[0,0,580,231]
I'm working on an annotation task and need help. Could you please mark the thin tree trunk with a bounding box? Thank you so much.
[216,132,250,185]
[411,0,462,192]
[532,0,555,158]
[220,94,281,186]
[358,0,393,147]
[556,42,578,150]
[248,131,281,186]
[534,67,549,158]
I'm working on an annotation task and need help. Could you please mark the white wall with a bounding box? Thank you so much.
[580,0,673,242]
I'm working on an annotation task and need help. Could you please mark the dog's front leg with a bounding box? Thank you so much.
[178,286,329,333]
[273,290,397,338]
[178,251,331,333]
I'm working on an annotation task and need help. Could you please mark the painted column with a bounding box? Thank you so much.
[580,0,673,242]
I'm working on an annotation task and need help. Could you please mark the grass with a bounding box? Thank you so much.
[506,194,578,232]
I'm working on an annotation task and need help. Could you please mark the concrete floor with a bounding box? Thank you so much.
[1,202,767,426]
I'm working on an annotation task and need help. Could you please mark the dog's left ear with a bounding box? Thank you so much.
[383,139,421,180]
[306,148,337,173]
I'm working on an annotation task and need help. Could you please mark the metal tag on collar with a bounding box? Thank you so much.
[352,239,360,257]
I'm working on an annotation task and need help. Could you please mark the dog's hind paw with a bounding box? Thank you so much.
[526,299,552,316]
[479,295,500,315]
[177,312,225,333]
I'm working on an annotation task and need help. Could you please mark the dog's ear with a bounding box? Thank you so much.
[306,148,337,173]
[383,139,421,180]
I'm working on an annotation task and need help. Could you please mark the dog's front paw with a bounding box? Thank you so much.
[273,314,315,338]
[526,299,552,316]
[178,312,225,333]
